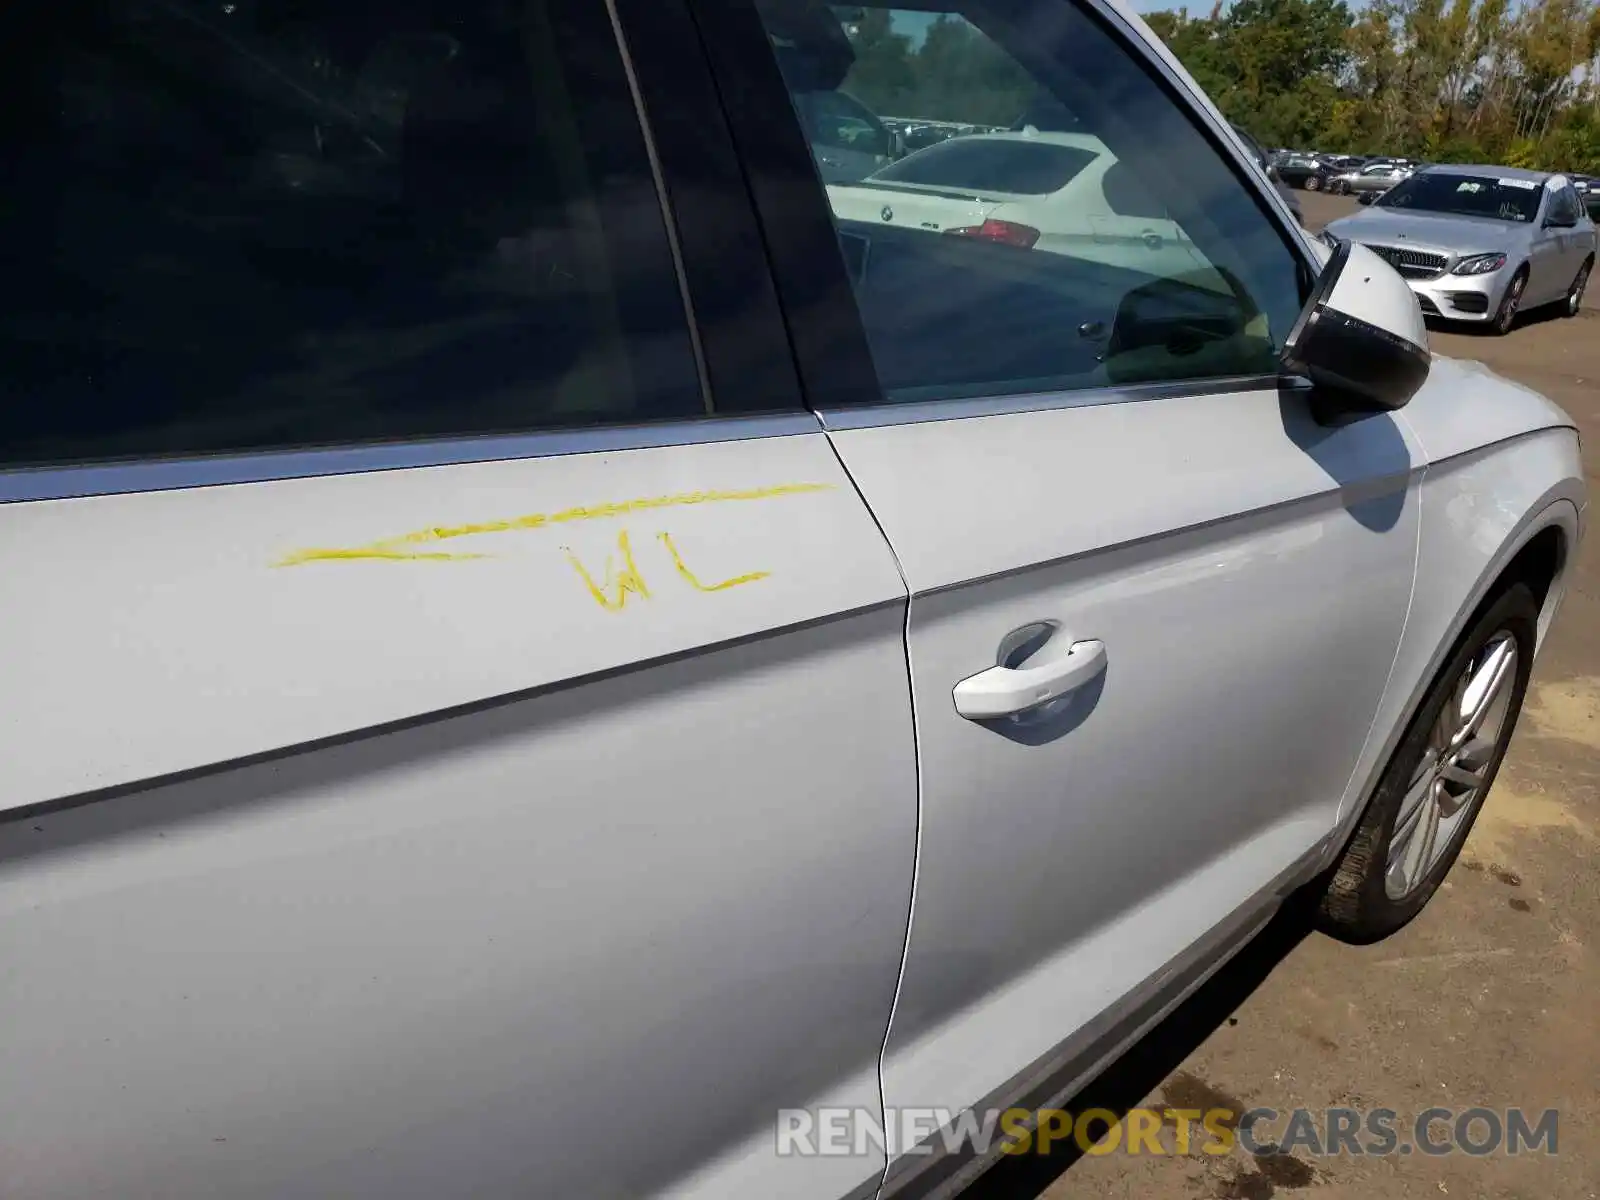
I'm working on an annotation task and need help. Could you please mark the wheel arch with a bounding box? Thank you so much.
[1323,469,1583,863]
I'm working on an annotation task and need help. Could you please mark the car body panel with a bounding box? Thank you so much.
[822,384,1422,1162]
[0,431,918,1200]
[0,435,905,808]
[1325,359,1586,838]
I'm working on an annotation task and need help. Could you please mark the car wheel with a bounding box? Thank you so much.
[1305,174,1321,192]
[1317,582,1537,944]
[1491,267,1528,335]
[1333,180,1348,195]
[1563,257,1592,317]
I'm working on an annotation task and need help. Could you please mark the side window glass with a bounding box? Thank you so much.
[0,0,706,469]
[751,1,1304,403]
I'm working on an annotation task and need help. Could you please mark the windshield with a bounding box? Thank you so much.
[1376,173,1543,223]
[870,138,1097,195]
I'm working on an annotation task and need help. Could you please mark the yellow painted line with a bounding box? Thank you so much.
[274,482,836,566]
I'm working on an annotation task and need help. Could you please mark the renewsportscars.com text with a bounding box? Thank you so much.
[776,1105,1559,1158]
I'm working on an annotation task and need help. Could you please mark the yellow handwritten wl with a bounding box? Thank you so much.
[563,531,652,611]
[658,532,770,592]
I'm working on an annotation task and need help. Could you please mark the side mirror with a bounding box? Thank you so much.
[1266,163,1282,182]
[1282,240,1429,423]
[1357,191,1376,205]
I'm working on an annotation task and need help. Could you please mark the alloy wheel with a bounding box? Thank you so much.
[1384,631,1518,899]
[1567,262,1591,316]
[1494,274,1525,333]
[1306,175,1321,191]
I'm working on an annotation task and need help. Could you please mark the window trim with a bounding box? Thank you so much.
[0,414,823,504]
[817,373,1303,431]
[677,0,886,411]
[682,0,1321,419]
[610,0,811,415]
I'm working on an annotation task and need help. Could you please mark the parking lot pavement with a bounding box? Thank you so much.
[979,191,1600,1200]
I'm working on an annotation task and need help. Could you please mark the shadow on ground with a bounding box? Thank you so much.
[960,896,1319,1198]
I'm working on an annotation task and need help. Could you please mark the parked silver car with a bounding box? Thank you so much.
[1325,165,1597,333]
[1328,162,1412,196]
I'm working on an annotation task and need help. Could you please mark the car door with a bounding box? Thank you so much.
[1551,182,1591,293]
[0,3,914,1198]
[697,0,1422,1186]
[1526,181,1570,303]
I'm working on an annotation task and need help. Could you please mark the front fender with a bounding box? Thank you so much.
[1327,417,1585,841]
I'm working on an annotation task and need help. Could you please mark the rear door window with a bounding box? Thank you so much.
[1,0,705,468]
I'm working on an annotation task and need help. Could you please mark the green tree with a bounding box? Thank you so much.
[1145,0,1600,173]
[841,8,916,113]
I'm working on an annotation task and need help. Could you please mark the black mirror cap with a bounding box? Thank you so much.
[1357,191,1377,205]
[1283,241,1430,422]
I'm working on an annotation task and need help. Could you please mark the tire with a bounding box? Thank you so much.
[1316,582,1538,944]
[1305,174,1322,192]
[1563,256,1592,317]
[1333,180,1348,196]
[1491,267,1528,335]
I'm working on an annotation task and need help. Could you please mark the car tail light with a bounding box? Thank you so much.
[943,219,1041,248]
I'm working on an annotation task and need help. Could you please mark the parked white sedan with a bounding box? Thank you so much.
[827,129,1218,279]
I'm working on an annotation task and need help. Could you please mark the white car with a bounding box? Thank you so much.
[0,0,1586,1198]
[827,130,1217,279]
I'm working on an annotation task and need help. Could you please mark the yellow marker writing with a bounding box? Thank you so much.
[658,532,770,593]
[274,482,834,567]
[563,530,652,612]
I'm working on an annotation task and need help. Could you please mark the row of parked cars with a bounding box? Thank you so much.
[1271,151,1424,195]
[1273,149,1600,210]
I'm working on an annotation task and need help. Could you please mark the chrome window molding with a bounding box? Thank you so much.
[819,373,1306,431]
[0,413,824,504]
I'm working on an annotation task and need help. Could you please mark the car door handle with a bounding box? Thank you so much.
[952,638,1107,720]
